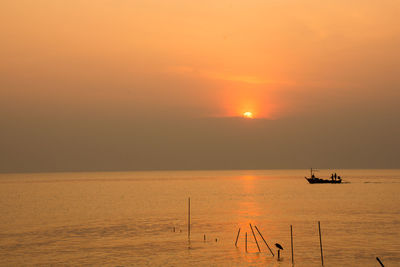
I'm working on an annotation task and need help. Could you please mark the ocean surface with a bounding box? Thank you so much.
[0,169,399,266]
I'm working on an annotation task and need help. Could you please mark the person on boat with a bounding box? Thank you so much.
[331,174,334,180]
[334,173,337,180]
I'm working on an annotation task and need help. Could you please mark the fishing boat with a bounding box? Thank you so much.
[305,168,342,184]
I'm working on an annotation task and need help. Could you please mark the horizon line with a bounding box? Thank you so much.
[1,167,400,175]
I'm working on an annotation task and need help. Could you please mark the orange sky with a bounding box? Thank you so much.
[1,0,399,119]
[1,0,400,172]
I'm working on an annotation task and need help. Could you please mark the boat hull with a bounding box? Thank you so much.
[305,177,342,184]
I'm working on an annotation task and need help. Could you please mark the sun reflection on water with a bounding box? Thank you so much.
[238,175,261,218]
[234,175,279,258]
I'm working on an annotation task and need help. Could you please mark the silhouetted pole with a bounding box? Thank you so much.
[188,197,191,240]
[249,223,261,252]
[254,225,275,256]
[318,221,324,266]
[245,232,248,252]
[376,257,384,267]
[235,228,241,247]
[291,225,294,265]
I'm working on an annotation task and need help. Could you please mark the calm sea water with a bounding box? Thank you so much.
[0,169,399,266]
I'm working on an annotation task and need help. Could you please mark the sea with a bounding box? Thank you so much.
[0,169,399,266]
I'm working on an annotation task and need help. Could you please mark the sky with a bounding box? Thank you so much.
[0,0,399,172]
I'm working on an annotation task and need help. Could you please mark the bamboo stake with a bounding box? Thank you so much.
[318,221,324,266]
[254,225,274,256]
[245,232,248,252]
[290,225,294,265]
[188,197,190,240]
[249,223,261,252]
[376,257,384,267]
[235,228,241,247]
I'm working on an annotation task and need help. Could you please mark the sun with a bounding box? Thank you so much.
[243,111,253,119]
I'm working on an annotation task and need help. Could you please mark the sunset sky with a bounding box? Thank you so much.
[1,0,399,172]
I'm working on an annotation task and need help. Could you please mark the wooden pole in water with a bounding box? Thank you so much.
[235,228,241,247]
[254,225,275,256]
[249,223,261,252]
[188,197,190,240]
[376,257,384,267]
[318,221,324,266]
[290,225,294,265]
[245,232,248,252]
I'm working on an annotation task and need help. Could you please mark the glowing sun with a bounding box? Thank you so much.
[243,111,253,119]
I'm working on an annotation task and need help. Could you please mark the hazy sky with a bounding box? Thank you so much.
[1,0,399,172]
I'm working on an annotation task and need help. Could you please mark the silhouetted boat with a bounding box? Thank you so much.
[305,168,342,184]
